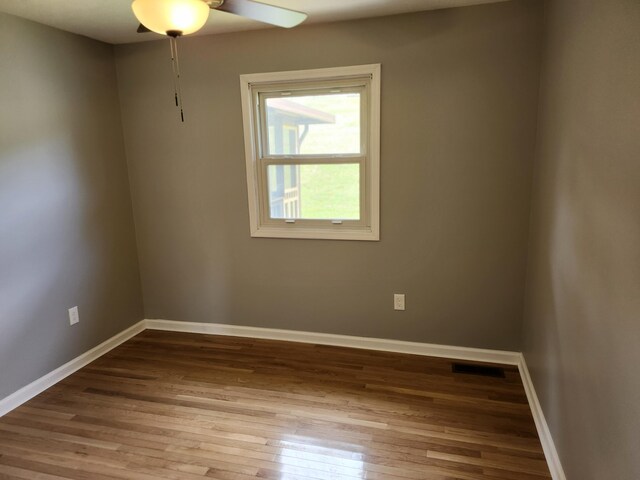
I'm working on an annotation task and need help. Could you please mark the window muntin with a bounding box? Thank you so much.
[240,65,380,241]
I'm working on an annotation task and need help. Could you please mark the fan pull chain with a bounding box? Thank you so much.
[168,36,185,122]
[168,38,179,107]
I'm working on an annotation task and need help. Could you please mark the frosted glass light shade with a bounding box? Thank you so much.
[132,0,209,36]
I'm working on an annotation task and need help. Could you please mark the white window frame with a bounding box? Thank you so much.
[240,64,381,241]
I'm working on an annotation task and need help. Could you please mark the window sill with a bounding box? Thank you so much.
[250,225,379,241]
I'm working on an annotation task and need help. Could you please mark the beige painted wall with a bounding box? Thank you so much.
[115,0,542,350]
[522,0,640,478]
[0,14,143,398]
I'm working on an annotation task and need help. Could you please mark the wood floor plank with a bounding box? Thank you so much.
[0,331,550,479]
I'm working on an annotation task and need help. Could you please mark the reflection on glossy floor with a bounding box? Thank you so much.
[0,330,551,479]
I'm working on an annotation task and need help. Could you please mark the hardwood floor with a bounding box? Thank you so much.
[0,330,551,479]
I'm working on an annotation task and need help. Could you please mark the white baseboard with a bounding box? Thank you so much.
[517,354,566,480]
[144,319,522,365]
[0,317,565,480]
[0,320,146,417]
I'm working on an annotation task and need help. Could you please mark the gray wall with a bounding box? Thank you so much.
[0,14,143,398]
[115,0,542,350]
[522,0,640,478]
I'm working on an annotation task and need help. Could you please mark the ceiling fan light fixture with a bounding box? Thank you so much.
[132,0,210,36]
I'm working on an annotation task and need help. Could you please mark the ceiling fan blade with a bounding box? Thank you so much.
[137,23,151,33]
[214,0,307,28]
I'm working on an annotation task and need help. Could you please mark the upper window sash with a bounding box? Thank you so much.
[253,82,370,160]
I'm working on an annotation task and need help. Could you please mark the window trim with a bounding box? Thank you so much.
[240,64,381,241]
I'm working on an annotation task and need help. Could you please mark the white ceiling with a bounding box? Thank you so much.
[0,0,508,45]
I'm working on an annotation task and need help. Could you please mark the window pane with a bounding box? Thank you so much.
[267,164,360,220]
[264,93,361,156]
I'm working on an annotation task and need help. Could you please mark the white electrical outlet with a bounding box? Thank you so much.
[394,294,405,311]
[68,306,79,326]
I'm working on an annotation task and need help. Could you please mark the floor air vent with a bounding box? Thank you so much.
[452,363,505,378]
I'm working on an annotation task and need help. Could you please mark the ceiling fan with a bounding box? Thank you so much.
[131,0,308,122]
[133,0,308,37]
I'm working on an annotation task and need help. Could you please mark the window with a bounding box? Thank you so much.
[240,64,380,241]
